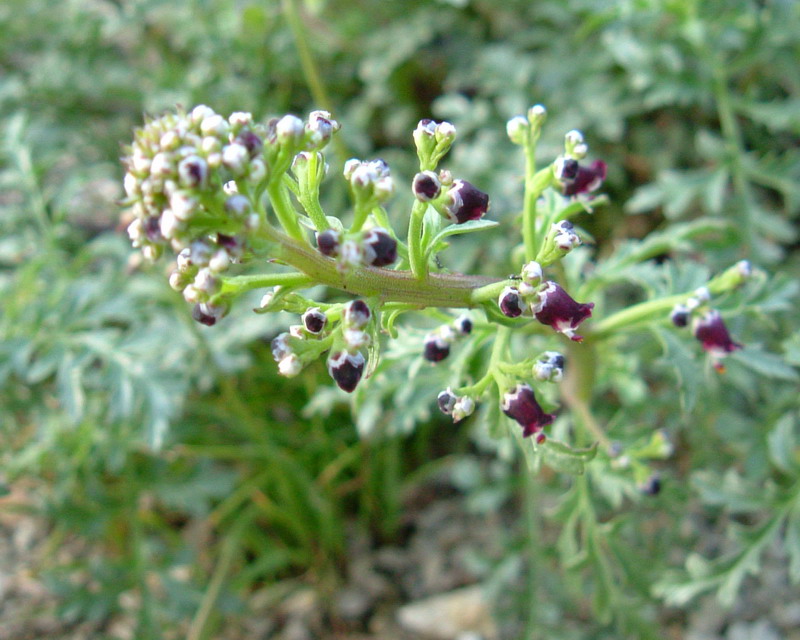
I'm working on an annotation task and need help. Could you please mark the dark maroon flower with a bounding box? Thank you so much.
[443,179,489,224]
[502,384,555,438]
[328,351,365,393]
[316,229,340,257]
[412,171,441,201]
[498,287,524,318]
[192,303,222,326]
[302,307,327,334]
[640,474,662,496]
[532,281,594,342]
[437,389,457,415]
[423,333,451,362]
[561,160,607,197]
[670,304,690,328]
[693,310,742,371]
[363,228,397,267]
[236,130,263,158]
[454,315,472,335]
[144,216,162,242]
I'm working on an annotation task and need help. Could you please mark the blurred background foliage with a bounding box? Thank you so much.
[0,0,798,638]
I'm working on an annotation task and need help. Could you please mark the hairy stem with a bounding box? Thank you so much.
[256,223,501,306]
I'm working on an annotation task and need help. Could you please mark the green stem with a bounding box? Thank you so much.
[267,181,306,242]
[522,142,538,262]
[408,200,429,280]
[522,466,540,640]
[590,293,688,339]
[281,0,348,163]
[257,224,501,307]
[219,272,314,296]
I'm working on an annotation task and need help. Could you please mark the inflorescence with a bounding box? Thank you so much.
[122,103,751,446]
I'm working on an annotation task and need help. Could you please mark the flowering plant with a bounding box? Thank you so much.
[122,103,759,476]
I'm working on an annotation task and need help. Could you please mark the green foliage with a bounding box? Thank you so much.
[1,0,799,638]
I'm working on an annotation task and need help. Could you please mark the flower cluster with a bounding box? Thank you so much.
[122,105,340,321]
[497,262,594,342]
[120,102,758,471]
[669,261,750,371]
[423,314,473,363]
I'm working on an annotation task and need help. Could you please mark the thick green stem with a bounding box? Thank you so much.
[257,224,501,307]
[408,200,429,280]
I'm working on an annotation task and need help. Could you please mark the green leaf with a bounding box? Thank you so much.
[767,414,798,475]
[540,440,598,475]
[653,326,702,413]
[426,219,499,256]
[730,346,799,382]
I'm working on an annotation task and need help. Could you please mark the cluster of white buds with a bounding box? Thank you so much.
[506,104,547,146]
[553,220,582,252]
[423,314,473,363]
[344,158,395,203]
[413,118,457,168]
[564,129,588,159]
[122,106,342,323]
[436,388,476,423]
[533,351,566,382]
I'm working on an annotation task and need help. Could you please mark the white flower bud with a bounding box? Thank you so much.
[160,130,181,151]
[200,114,229,137]
[170,191,199,221]
[228,111,253,128]
[201,136,222,154]
[191,105,215,122]
[160,208,181,239]
[123,172,140,198]
[344,328,370,350]
[127,219,144,246]
[694,286,711,303]
[522,261,543,285]
[222,143,249,175]
[435,121,456,141]
[223,180,238,195]
[194,267,219,293]
[452,396,475,422]
[276,115,304,143]
[278,354,303,377]
[506,116,529,144]
[209,249,231,273]
[248,157,266,182]
[150,152,174,177]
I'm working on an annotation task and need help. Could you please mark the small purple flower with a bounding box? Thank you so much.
[670,304,690,328]
[363,228,397,267]
[316,229,340,257]
[328,350,365,393]
[412,171,442,201]
[443,180,489,224]
[235,130,263,158]
[561,160,607,197]
[192,303,224,326]
[453,315,473,336]
[693,310,742,371]
[502,384,555,438]
[498,287,524,318]
[437,388,457,415]
[423,332,451,362]
[532,281,594,342]
[302,307,327,334]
